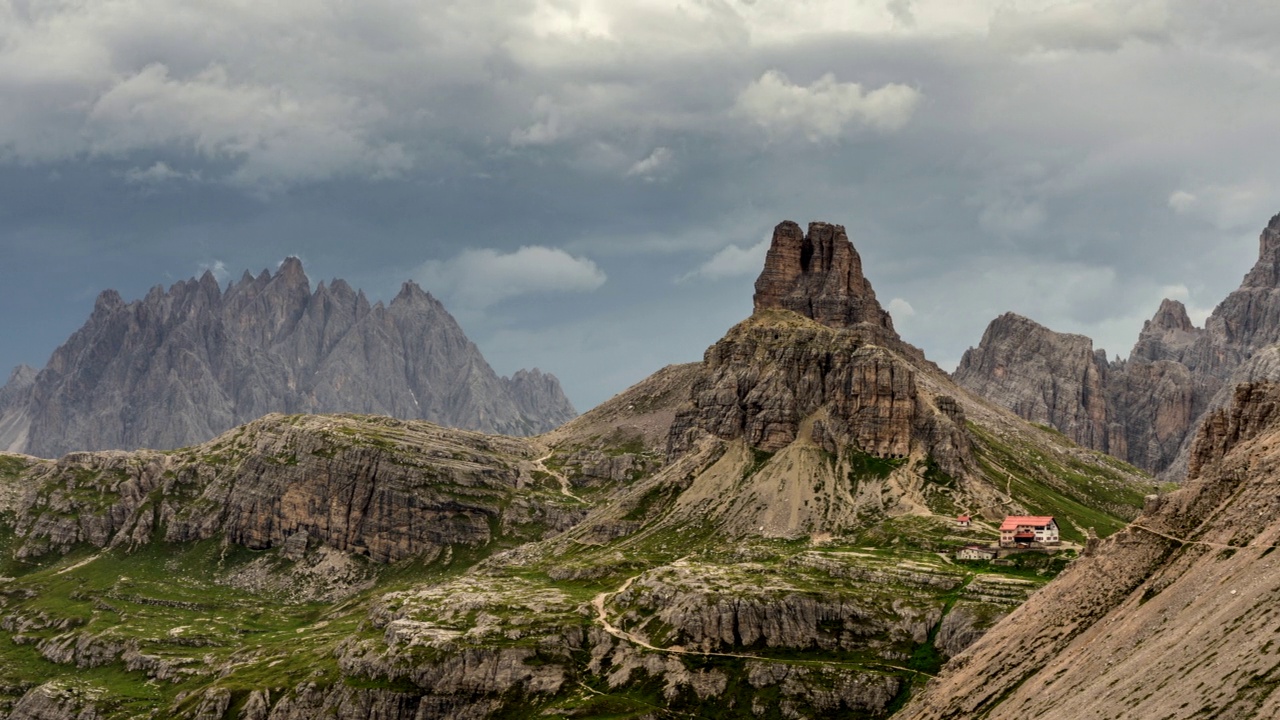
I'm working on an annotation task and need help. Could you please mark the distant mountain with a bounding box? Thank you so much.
[955,212,1280,478]
[0,258,575,457]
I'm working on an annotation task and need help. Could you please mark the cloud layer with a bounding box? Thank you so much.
[416,247,607,311]
[2,0,1280,412]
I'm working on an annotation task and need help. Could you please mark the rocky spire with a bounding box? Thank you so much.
[1129,298,1202,364]
[1147,298,1194,333]
[752,220,893,331]
[1241,213,1280,288]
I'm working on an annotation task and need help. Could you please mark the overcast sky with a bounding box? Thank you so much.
[2,0,1279,412]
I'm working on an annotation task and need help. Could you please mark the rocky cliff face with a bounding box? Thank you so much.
[4,414,560,564]
[3,260,575,458]
[669,312,971,476]
[752,220,895,333]
[665,221,981,538]
[0,365,35,452]
[956,212,1280,478]
[898,381,1280,719]
[953,313,1115,453]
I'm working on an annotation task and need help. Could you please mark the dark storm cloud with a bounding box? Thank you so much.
[2,0,1279,410]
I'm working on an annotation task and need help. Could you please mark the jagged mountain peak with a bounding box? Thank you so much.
[5,260,577,457]
[92,288,125,315]
[955,211,1280,479]
[1148,298,1195,332]
[276,255,306,280]
[391,279,438,307]
[4,364,36,389]
[752,219,894,332]
[1242,211,1280,288]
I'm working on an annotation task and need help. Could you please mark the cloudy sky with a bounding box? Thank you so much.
[2,0,1279,412]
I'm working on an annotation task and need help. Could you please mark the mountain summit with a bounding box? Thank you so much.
[956,211,1280,478]
[0,260,575,457]
[753,220,894,331]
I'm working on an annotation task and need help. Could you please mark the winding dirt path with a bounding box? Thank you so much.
[535,452,584,503]
[55,553,101,575]
[1129,523,1268,550]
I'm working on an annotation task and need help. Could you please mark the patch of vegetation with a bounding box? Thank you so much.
[967,422,1148,543]
[0,454,32,479]
[743,448,774,480]
[847,449,907,482]
[621,485,679,522]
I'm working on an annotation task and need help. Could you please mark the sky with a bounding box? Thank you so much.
[2,0,1280,412]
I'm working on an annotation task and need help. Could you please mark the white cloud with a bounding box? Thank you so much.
[1168,190,1197,213]
[626,147,673,179]
[1165,180,1275,230]
[680,239,770,282]
[86,63,409,188]
[887,297,916,318]
[199,260,229,284]
[124,161,199,185]
[990,0,1171,54]
[416,246,607,310]
[735,71,922,141]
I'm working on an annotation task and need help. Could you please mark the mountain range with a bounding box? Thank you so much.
[955,212,1280,480]
[0,219,1154,719]
[0,258,576,458]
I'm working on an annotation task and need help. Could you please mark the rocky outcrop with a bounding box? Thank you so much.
[4,413,569,564]
[672,220,970,481]
[956,212,1280,477]
[753,220,894,333]
[616,565,944,654]
[898,381,1280,720]
[669,313,972,481]
[6,682,104,720]
[1129,298,1202,363]
[5,260,575,458]
[953,313,1115,453]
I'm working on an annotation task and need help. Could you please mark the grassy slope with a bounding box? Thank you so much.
[967,423,1156,542]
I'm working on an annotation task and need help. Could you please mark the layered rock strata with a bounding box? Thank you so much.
[668,312,971,480]
[0,260,575,457]
[953,313,1115,453]
[3,413,561,564]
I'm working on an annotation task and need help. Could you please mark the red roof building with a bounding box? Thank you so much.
[999,516,1060,547]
